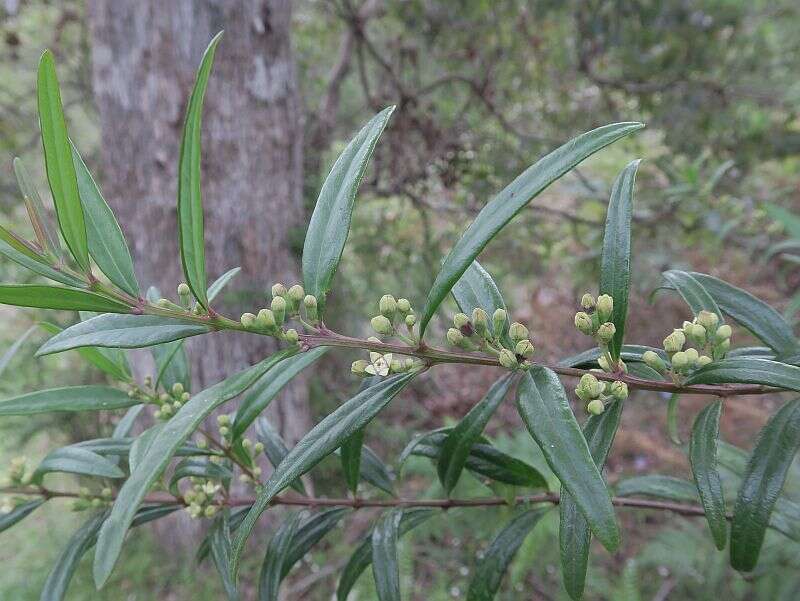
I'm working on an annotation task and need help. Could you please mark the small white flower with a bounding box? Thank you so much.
[365,352,392,376]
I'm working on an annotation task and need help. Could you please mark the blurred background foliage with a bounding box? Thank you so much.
[2,0,800,599]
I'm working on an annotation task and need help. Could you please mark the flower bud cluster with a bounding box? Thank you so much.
[352,348,419,378]
[71,486,113,511]
[643,310,732,379]
[574,294,617,346]
[184,479,223,519]
[574,373,628,415]
[236,437,265,484]
[152,382,191,421]
[444,307,535,371]
[5,456,28,486]
[369,295,416,339]
[239,282,315,344]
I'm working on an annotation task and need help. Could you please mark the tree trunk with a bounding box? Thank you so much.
[85,0,311,443]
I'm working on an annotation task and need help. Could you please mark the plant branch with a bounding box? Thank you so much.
[0,486,723,519]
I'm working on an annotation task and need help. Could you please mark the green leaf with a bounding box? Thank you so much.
[93,351,294,587]
[403,429,547,489]
[32,447,125,484]
[37,314,210,356]
[764,203,800,239]
[341,427,365,496]
[0,499,45,534]
[70,142,139,296]
[231,372,415,579]
[0,385,138,416]
[0,325,35,379]
[128,424,163,474]
[560,398,624,601]
[210,512,240,601]
[689,272,798,357]
[0,239,85,287]
[615,475,699,502]
[232,347,328,439]
[730,398,800,571]
[41,506,177,601]
[359,444,396,496]
[666,393,682,445]
[419,122,644,337]
[372,509,403,601]
[282,508,349,577]
[516,368,619,551]
[39,322,132,382]
[177,32,223,310]
[40,511,107,601]
[13,156,61,257]
[685,358,800,392]
[337,508,435,601]
[661,270,722,322]
[113,405,144,438]
[303,107,395,313]
[452,260,510,342]
[438,374,513,494]
[599,160,641,359]
[153,340,190,391]
[254,418,306,495]
[257,511,301,601]
[689,400,727,550]
[0,285,129,313]
[466,509,547,601]
[37,50,88,271]
[208,267,241,302]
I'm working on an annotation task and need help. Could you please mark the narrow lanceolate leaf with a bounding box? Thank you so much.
[13,156,61,257]
[599,159,641,359]
[232,347,329,439]
[303,107,395,313]
[0,325,35,379]
[32,447,124,484]
[37,50,88,271]
[0,499,45,534]
[690,272,798,357]
[93,351,294,588]
[0,385,138,416]
[730,398,800,571]
[560,398,624,601]
[372,509,403,601]
[153,340,190,391]
[254,418,306,494]
[41,506,177,601]
[210,513,240,601]
[419,121,644,337]
[0,240,85,288]
[207,267,241,302]
[0,285,129,313]
[40,322,132,382]
[37,314,210,356]
[282,508,349,577]
[231,373,416,579]
[337,508,435,601]
[177,32,223,310]
[662,270,723,322]
[452,260,510,341]
[666,393,682,445]
[516,368,619,551]
[438,374,513,494]
[359,445,396,496]
[685,358,800,393]
[466,509,547,601]
[71,142,139,296]
[615,475,699,502]
[689,400,727,550]
[40,511,107,601]
[341,427,365,496]
[257,512,301,601]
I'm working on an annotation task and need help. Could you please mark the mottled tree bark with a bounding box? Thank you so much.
[85,0,311,443]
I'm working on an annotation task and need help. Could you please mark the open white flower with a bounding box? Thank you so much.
[365,352,392,376]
